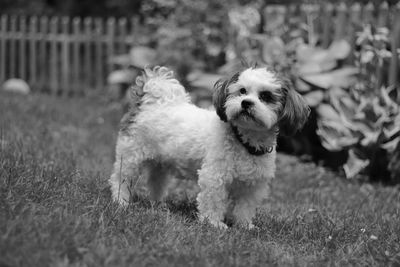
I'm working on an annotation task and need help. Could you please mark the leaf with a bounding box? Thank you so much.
[380,85,399,110]
[217,60,243,75]
[298,60,337,75]
[383,125,400,140]
[343,149,370,179]
[187,72,222,90]
[328,88,358,123]
[296,43,337,75]
[303,90,324,107]
[129,46,157,69]
[383,114,400,139]
[263,5,286,32]
[296,44,330,63]
[295,78,312,93]
[316,104,341,121]
[317,120,359,151]
[328,39,352,60]
[360,131,380,147]
[381,136,400,154]
[107,69,136,85]
[108,54,132,67]
[260,36,285,64]
[300,67,358,90]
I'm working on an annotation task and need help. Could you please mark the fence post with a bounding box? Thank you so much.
[377,2,389,28]
[321,4,333,49]
[363,2,375,25]
[0,15,7,84]
[375,2,389,89]
[347,3,362,64]
[84,17,92,89]
[39,16,48,92]
[301,4,318,46]
[29,16,38,90]
[72,17,81,95]
[117,18,127,55]
[389,3,400,95]
[334,3,347,41]
[19,16,27,81]
[106,17,116,82]
[263,5,287,36]
[50,17,59,95]
[9,15,17,79]
[130,16,139,46]
[94,18,104,91]
[61,17,70,96]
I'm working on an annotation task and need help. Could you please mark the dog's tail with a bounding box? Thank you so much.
[131,66,189,106]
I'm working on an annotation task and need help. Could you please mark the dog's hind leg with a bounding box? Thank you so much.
[109,134,152,206]
[145,161,170,202]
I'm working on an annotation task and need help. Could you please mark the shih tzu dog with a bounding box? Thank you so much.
[109,66,309,229]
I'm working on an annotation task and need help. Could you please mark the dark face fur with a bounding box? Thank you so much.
[213,67,310,136]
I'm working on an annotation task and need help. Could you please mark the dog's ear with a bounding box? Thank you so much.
[213,79,229,122]
[213,72,240,122]
[278,79,310,136]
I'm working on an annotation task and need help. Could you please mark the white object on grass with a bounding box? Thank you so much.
[2,78,31,94]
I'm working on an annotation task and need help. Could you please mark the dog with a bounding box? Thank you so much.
[109,66,309,229]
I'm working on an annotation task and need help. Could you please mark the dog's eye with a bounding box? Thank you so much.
[259,91,274,103]
[239,88,247,95]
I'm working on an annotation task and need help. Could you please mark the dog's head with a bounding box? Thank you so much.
[213,67,310,136]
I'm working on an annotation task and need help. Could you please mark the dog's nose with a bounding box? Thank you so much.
[241,99,254,109]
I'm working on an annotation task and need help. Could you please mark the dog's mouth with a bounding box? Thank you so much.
[237,109,255,120]
[234,110,263,126]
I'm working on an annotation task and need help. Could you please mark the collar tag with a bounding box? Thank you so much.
[231,125,274,156]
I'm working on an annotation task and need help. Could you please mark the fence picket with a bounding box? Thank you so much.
[84,17,92,90]
[389,4,400,93]
[363,2,375,25]
[95,18,103,91]
[61,17,70,96]
[19,16,27,80]
[39,16,48,91]
[117,18,127,55]
[378,2,389,28]
[9,15,17,78]
[0,15,7,84]
[131,16,139,46]
[334,3,347,40]
[321,4,333,48]
[107,17,116,79]
[347,3,362,64]
[72,17,81,95]
[29,16,38,89]
[50,17,59,95]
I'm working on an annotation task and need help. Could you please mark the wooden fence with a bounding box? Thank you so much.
[0,15,138,96]
[0,2,399,96]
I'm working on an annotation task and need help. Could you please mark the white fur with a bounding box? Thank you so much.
[109,67,280,229]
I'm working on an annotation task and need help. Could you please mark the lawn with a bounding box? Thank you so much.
[1,91,399,267]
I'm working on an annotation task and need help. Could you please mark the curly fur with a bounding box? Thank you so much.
[109,66,309,229]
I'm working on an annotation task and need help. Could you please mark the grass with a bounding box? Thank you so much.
[0,91,399,267]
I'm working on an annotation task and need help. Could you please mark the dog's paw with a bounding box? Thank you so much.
[113,195,129,207]
[247,223,256,230]
[210,220,228,230]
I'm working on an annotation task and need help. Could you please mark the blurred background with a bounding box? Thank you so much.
[1,0,400,183]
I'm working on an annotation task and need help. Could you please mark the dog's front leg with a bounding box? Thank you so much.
[196,161,232,229]
[233,179,272,229]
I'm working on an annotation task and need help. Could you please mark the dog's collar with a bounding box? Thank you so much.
[231,125,274,156]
